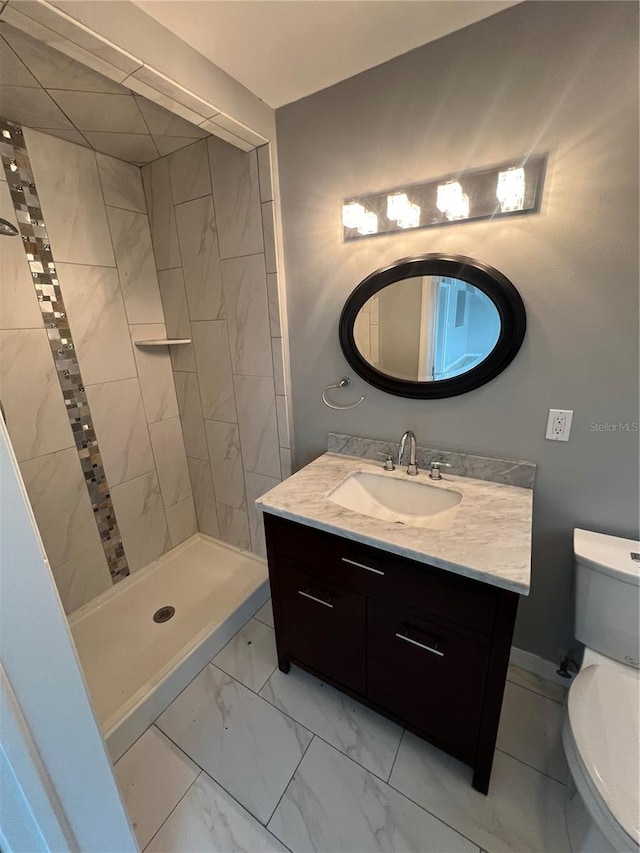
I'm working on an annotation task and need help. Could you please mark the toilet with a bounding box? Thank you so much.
[562,529,640,852]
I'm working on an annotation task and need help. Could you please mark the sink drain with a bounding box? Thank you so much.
[153,606,175,623]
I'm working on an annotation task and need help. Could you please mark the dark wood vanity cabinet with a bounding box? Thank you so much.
[264,514,519,794]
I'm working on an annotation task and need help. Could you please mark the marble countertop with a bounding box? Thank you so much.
[257,453,532,595]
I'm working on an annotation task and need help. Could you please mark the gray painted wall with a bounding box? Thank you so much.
[275,1,639,663]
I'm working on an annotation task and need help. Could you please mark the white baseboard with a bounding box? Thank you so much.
[509,646,574,687]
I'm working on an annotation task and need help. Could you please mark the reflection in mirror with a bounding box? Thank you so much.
[354,276,500,382]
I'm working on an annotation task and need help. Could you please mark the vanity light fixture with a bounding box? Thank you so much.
[342,155,546,241]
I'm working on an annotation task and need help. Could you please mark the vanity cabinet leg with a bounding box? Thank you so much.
[278,656,291,674]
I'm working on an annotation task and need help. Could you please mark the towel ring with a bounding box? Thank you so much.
[322,377,365,410]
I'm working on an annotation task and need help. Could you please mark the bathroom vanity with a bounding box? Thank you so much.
[257,450,533,794]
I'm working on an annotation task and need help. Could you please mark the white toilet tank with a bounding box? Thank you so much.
[574,529,640,668]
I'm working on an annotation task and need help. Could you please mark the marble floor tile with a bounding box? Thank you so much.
[24,128,116,267]
[507,664,568,704]
[253,599,274,629]
[111,470,171,572]
[130,324,179,424]
[174,372,207,459]
[168,139,211,205]
[261,666,403,781]
[175,195,224,321]
[57,263,137,385]
[216,503,251,551]
[244,471,280,558]
[497,680,568,783]
[205,419,246,509]
[268,737,479,853]
[85,378,155,487]
[113,726,199,850]
[141,157,181,271]
[213,618,277,693]
[207,137,263,260]
[0,329,74,462]
[96,152,146,213]
[148,416,191,509]
[20,446,103,568]
[187,456,219,538]
[220,254,272,377]
[389,732,570,853]
[107,207,164,325]
[145,771,288,853]
[233,375,280,479]
[166,495,197,547]
[156,664,312,824]
[191,321,236,423]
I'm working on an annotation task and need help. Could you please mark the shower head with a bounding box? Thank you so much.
[0,218,19,237]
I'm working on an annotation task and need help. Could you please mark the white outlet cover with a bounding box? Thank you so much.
[546,409,573,441]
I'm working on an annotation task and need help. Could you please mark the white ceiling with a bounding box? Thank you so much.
[133,0,520,109]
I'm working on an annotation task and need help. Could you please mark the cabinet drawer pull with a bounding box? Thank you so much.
[298,589,334,608]
[341,557,385,576]
[395,631,444,657]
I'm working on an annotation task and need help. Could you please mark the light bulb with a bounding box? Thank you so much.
[436,181,469,221]
[342,202,366,229]
[357,209,378,235]
[497,167,525,212]
[387,193,420,228]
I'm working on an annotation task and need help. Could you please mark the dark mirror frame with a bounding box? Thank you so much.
[339,253,526,399]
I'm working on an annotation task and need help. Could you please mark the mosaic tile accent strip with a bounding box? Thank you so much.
[0,117,129,582]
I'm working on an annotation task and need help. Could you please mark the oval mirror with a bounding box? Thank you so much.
[339,254,526,398]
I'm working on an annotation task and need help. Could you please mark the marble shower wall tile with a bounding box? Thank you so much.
[268,738,478,853]
[130,323,179,424]
[271,337,285,395]
[111,470,171,572]
[157,268,195,371]
[96,152,146,213]
[257,144,273,202]
[141,157,181,271]
[279,448,292,479]
[191,320,236,423]
[0,179,43,330]
[205,419,246,509]
[221,254,272,377]
[20,446,104,568]
[234,375,280,478]
[156,663,312,824]
[51,540,113,614]
[174,371,208,460]
[187,456,219,538]
[175,194,224,321]
[57,263,136,385]
[266,273,281,337]
[261,202,277,274]
[0,329,74,461]
[84,378,154,487]
[217,503,251,551]
[149,416,192,509]
[327,433,536,488]
[207,136,263,259]
[244,472,280,558]
[23,128,115,266]
[106,206,164,324]
[275,395,290,449]
[168,139,211,205]
[166,495,198,547]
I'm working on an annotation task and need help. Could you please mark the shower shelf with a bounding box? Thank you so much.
[134,338,191,348]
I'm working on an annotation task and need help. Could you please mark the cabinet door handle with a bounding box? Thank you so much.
[298,589,334,608]
[341,557,385,576]
[395,631,444,657]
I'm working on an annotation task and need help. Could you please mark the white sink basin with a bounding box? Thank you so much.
[327,471,462,529]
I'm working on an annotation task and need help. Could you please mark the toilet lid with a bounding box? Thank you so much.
[568,664,640,845]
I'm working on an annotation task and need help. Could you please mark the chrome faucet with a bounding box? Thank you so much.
[397,430,418,475]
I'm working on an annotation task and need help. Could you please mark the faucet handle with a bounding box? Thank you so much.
[379,453,395,471]
[429,460,452,480]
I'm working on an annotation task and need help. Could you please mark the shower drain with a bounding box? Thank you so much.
[153,606,175,623]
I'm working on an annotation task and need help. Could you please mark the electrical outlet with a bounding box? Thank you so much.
[546,409,573,441]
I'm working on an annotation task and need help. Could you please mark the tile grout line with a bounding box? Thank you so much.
[387,727,405,783]
[505,675,566,706]
[140,769,203,852]
[264,733,315,830]
[494,746,567,786]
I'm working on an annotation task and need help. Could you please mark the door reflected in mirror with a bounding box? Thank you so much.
[354,276,501,382]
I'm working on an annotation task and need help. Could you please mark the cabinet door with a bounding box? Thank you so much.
[278,562,366,694]
[367,599,489,761]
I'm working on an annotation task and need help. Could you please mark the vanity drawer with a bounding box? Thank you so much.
[367,599,489,761]
[277,561,366,694]
[269,517,496,635]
